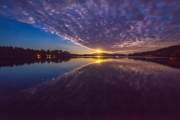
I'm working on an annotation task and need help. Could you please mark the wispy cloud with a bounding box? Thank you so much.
[0,0,180,52]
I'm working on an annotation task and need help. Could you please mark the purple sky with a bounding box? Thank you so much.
[0,0,180,53]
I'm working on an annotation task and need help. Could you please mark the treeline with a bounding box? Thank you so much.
[0,46,71,58]
[129,45,180,57]
[72,53,126,56]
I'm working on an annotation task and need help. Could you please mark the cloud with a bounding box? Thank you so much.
[0,0,180,52]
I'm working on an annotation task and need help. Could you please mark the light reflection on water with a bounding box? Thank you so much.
[1,58,180,119]
[0,58,95,97]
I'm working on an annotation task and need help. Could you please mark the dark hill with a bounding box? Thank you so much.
[129,45,180,57]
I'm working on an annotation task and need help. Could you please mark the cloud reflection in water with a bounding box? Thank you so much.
[1,59,180,118]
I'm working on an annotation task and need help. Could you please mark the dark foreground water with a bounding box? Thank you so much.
[0,57,180,120]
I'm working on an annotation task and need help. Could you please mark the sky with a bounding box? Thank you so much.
[0,16,93,54]
[0,0,180,54]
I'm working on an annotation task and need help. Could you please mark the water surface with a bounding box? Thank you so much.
[0,57,180,119]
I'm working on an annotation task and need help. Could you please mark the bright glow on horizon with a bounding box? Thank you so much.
[96,50,102,53]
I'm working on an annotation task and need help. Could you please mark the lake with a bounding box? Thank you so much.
[0,57,180,120]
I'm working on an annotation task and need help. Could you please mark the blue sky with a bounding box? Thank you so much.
[0,15,93,54]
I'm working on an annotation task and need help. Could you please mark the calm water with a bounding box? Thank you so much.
[0,57,180,120]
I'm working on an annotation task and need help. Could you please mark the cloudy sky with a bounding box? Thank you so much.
[0,0,180,53]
